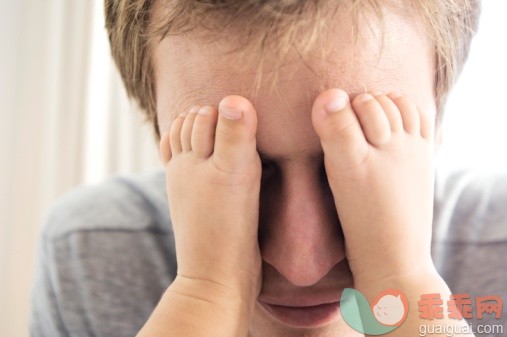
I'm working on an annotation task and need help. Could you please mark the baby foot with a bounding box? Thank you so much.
[311,89,435,285]
[159,96,262,296]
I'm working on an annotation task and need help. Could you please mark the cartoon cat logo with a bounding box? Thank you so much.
[371,290,408,326]
[341,288,409,335]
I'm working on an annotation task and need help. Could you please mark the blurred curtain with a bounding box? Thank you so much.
[0,1,160,336]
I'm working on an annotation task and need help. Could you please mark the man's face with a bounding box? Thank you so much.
[154,3,435,336]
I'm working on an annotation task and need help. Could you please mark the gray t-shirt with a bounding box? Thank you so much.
[29,170,507,336]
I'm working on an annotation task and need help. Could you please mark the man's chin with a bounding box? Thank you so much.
[249,300,361,337]
[257,297,341,328]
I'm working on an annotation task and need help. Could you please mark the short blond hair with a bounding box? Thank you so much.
[105,0,481,141]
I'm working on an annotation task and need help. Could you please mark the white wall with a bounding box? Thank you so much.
[437,1,507,175]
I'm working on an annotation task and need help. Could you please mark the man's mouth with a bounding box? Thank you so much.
[258,292,342,328]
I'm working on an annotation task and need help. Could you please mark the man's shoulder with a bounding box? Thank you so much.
[434,170,507,244]
[32,170,175,337]
[42,169,171,241]
[433,170,507,329]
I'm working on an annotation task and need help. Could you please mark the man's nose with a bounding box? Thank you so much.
[259,167,345,287]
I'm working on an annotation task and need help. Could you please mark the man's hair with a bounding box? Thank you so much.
[105,0,481,141]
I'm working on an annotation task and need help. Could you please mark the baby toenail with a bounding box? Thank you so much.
[390,91,404,99]
[324,92,348,113]
[198,106,211,115]
[358,93,374,103]
[220,105,243,120]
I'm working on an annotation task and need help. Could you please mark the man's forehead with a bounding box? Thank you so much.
[165,50,394,115]
[154,6,434,136]
[157,40,416,114]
